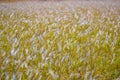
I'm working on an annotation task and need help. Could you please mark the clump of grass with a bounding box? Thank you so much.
[0,1,120,80]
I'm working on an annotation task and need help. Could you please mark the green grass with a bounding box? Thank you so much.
[0,1,120,80]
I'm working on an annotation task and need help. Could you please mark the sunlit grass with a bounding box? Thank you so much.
[0,1,120,80]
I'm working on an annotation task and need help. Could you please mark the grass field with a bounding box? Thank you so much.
[0,1,120,80]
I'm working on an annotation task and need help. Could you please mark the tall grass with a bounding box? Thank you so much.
[0,1,120,80]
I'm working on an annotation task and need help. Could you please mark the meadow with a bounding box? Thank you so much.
[0,1,120,80]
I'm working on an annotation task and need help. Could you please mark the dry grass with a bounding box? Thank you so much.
[0,1,120,80]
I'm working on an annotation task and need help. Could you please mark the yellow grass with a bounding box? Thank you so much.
[0,1,120,80]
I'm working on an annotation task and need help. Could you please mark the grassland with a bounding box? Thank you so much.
[0,1,120,80]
